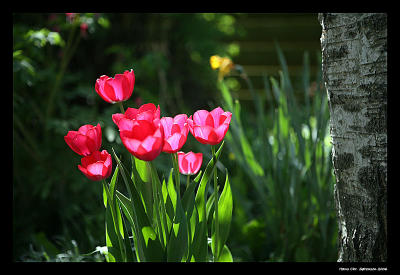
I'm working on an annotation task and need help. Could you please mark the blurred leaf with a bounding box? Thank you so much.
[32,232,60,258]
[97,17,110,29]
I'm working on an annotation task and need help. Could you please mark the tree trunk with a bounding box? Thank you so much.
[318,13,387,262]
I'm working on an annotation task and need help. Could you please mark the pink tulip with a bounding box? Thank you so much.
[187,107,232,145]
[78,150,112,181]
[118,118,164,161]
[64,124,102,156]
[95,69,135,103]
[160,114,189,153]
[177,151,203,175]
[112,103,160,128]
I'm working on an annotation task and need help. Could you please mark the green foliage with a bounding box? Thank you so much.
[219,45,337,261]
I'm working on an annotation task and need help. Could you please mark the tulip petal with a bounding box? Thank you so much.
[174,114,188,126]
[101,150,112,167]
[210,107,224,126]
[117,117,136,132]
[193,110,210,126]
[164,133,183,152]
[124,69,135,94]
[160,117,174,136]
[112,113,125,127]
[95,76,115,103]
[215,124,230,142]
[193,125,219,145]
[141,135,157,152]
[120,135,142,153]
[87,162,105,177]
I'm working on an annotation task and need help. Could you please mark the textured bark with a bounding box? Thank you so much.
[319,13,387,262]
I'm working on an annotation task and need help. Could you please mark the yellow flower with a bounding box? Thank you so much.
[210,55,234,81]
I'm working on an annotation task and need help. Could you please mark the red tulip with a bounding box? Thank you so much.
[64,124,102,156]
[95,69,135,103]
[112,103,160,129]
[78,150,112,181]
[117,117,164,161]
[187,107,232,145]
[177,151,203,175]
[160,114,189,153]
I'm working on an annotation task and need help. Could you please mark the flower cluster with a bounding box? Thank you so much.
[64,123,112,181]
[65,68,232,181]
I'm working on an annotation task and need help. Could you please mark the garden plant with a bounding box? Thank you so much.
[64,69,234,262]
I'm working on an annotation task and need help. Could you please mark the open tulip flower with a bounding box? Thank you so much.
[112,103,161,128]
[64,123,102,156]
[95,69,135,103]
[117,117,164,161]
[187,107,232,145]
[160,114,189,153]
[78,150,112,181]
[177,151,203,175]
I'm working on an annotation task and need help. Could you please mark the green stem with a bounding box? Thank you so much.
[119,101,125,113]
[211,145,219,261]
[149,162,165,247]
[186,175,190,191]
[172,153,180,197]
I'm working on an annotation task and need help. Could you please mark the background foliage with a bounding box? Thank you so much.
[13,13,336,262]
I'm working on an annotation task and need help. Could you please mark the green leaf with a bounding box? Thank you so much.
[149,161,169,248]
[131,156,153,222]
[161,174,173,233]
[182,180,197,216]
[219,81,234,111]
[191,141,225,262]
[32,232,60,258]
[166,199,188,261]
[121,210,136,262]
[102,177,127,262]
[217,245,233,262]
[116,190,165,262]
[166,170,189,262]
[112,149,165,261]
[105,195,124,262]
[211,169,233,260]
[103,166,119,208]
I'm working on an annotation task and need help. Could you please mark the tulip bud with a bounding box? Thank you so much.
[95,69,135,103]
[64,124,102,156]
[78,150,112,181]
[177,151,203,175]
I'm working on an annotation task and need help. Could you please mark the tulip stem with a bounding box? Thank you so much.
[172,153,180,196]
[118,102,125,113]
[186,175,190,191]
[211,145,219,261]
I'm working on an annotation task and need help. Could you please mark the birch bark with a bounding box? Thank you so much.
[318,13,387,262]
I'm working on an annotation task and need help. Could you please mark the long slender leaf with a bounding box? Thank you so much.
[112,149,165,261]
[211,169,232,261]
[191,141,224,262]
